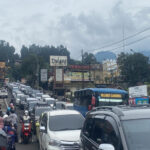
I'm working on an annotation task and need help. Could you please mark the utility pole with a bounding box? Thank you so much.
[81,50,84,89]
[122,23,125,51]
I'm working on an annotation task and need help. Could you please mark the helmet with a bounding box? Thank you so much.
[10,103,14,107]
[3,114,8,119]
[24,110,28,116]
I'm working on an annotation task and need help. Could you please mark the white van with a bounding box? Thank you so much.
[39,110,84,150]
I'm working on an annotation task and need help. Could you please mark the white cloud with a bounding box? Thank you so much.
[0,0,149,58]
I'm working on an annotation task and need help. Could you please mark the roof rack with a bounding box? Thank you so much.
[90,106,124,116]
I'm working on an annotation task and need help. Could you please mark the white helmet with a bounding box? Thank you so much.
[24,110,29,116]
[3,114,8,119]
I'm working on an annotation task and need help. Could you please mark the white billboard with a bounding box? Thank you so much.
[50,56,67,66]
[56,69,63,82]
[129,85,148,98]
[41,69,47,82]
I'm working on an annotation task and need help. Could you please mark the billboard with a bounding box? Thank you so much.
[41,69,48,82]
[64,72,93,81]
[56,69,63,82]
[50,56,67,66]
[0,62,5,68]
[129,85,147,98]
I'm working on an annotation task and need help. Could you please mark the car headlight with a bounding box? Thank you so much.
[49,139,61,146]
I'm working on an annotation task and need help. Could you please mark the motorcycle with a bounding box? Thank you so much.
[21,120,32,144]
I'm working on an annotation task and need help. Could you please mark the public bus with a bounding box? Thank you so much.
[74,88,128,116]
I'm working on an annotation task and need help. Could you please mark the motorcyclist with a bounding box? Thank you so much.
[8,110,18,142]
[21,110,30,123]
[8,109,18,129]
[6,103,15,116]
[20,110,31,143]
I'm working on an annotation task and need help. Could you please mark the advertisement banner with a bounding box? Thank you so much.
[56,69,63,82]
[129,85,148,98]
[71,72,92,81]
[41,69,48,82]
[50,56,67,66]
[64,72,93,81]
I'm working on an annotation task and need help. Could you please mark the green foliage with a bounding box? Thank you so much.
[83,52,98,65]
[0,40,15,63]
[117,52,150,86]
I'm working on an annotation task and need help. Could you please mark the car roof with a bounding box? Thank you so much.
[42,94,50,97]
[89,105,150,120]
[44,97,55,100]
[48,110,80,116]
[120,107,150,120]
[26,98,37,100]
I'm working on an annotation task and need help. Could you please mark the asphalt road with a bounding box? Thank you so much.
[6,91,39,150]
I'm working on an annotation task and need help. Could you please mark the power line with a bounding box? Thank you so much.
[107,34,150,52]
[87,27,150,53]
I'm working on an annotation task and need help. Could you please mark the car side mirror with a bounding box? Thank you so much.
[99,144,115,150]
[40,126,46,132]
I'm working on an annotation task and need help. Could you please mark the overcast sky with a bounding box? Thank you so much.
[0,0,150,59]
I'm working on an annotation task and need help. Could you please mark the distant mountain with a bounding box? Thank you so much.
[95,51,116,63]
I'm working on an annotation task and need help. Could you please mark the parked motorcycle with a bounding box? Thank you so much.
[21,120,32,144]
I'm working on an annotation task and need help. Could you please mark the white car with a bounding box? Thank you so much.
[15,93,24,105]
[39,110,85,150]
[41,94,50,101]
[43,97,55,107]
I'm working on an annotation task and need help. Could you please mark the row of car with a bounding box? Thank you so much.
[7,83,85,149]
[7,82,137,150]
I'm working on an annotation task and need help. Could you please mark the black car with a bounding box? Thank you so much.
[81,105,150,150]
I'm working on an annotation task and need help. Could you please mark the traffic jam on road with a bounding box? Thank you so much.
[0,82,150,150]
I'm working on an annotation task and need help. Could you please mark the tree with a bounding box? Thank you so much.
[0,40,16,63]
[117,52,150,86]
[83,52,97,65]
[21,54,38,86]
[21,45,29,59]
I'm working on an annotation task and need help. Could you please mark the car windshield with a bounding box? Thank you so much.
[29,102,37,109]
[49,114,84,131]
[122,119,150,150]
[56,103,65,109]
[47,100,55,105]
[36,93,42,97]
[66,105,74,110]
[35,108,51,116]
